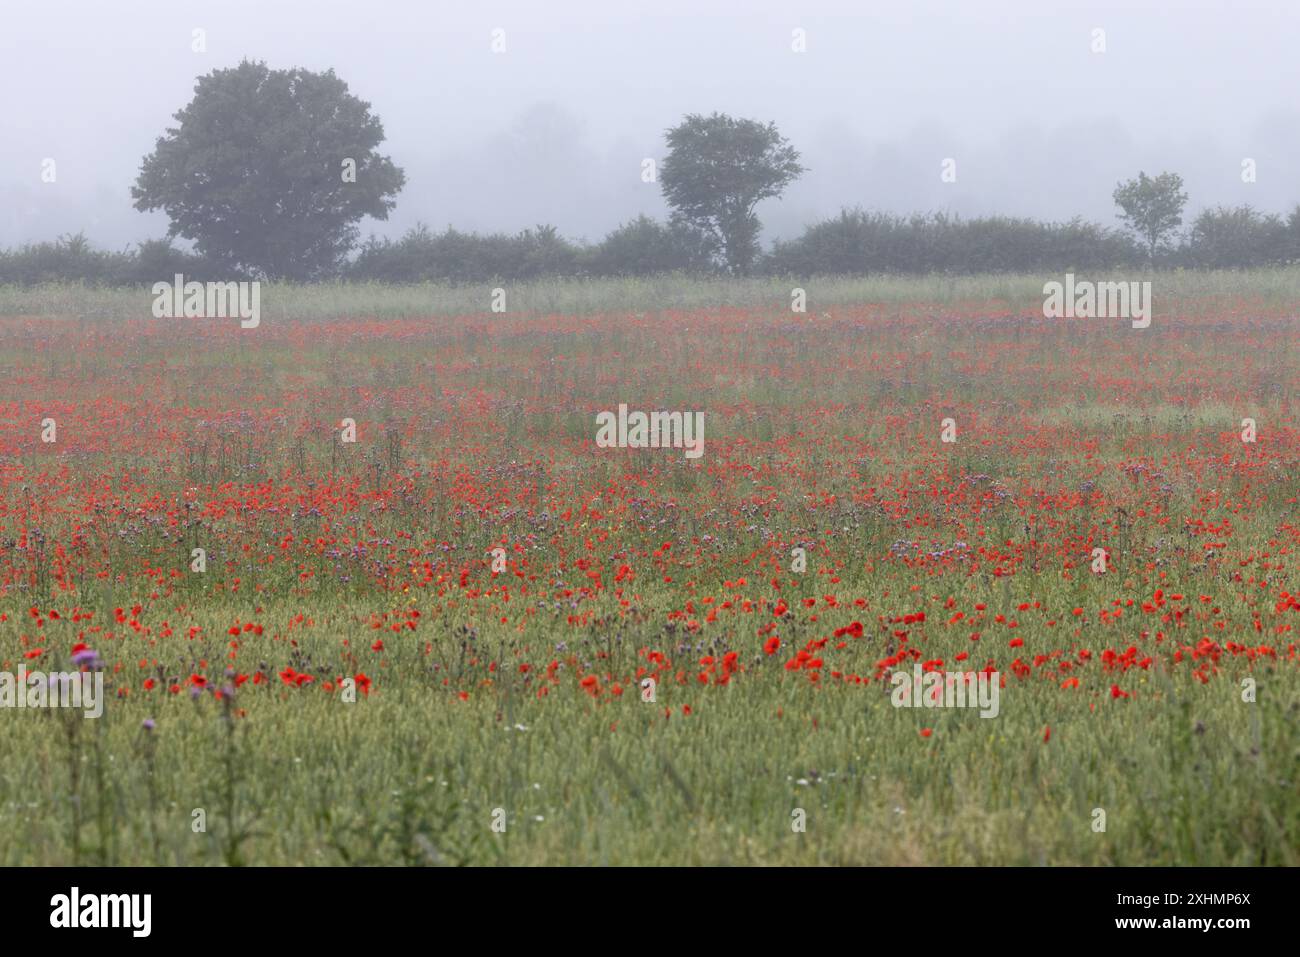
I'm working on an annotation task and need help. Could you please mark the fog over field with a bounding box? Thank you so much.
[3,0,1299,250]
[3,0,1300,897]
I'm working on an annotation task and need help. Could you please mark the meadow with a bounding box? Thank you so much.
[0,271,1297,865]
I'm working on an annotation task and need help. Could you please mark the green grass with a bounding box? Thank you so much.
[2,592,1294,867]
[4,265,1300,321]
[0,275,1296,866]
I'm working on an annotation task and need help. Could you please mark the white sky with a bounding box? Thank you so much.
[2,0,1298,249]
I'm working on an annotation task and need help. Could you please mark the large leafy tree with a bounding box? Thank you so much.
[660,113,805,275]
[1112,171,1188,264]
[132,60,404,280]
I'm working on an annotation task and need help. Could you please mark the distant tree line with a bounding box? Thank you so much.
[5,61,1300,285]
[6,204,1300,286]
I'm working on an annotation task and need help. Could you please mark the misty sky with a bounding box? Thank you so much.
[3,0,1299,251]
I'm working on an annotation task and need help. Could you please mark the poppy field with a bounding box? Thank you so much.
[1,274,1298,866]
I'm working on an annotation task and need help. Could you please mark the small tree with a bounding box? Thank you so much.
[132,60,404,280]
[1112,171,1188,264]
[660,113,805,275]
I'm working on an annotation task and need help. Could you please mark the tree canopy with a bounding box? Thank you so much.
[1113,171,1188,263]
[132,60,404,280]
[660,113,804,275]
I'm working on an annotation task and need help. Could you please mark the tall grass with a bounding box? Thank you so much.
[4,267,1300,321]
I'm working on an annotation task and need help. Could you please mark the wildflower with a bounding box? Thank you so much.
[70,643,100,669]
